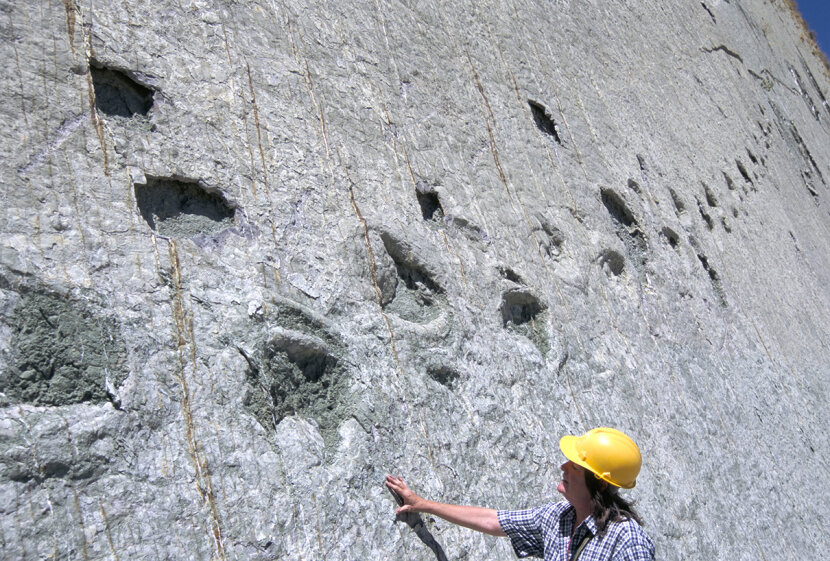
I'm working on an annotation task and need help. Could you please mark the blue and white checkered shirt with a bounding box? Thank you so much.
[497,501,654,561]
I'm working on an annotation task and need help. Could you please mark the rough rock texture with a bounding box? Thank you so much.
[2,1,829,559]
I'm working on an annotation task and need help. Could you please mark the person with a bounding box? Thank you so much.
[385,427,654,561]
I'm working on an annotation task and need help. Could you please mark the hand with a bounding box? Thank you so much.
[385,475,427,515]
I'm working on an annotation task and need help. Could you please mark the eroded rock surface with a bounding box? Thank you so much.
[2,1,830,559]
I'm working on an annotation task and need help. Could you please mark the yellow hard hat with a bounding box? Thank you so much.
[559,427,642,489]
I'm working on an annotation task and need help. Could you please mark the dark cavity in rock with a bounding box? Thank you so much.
[599,249,625,276]
[416,190,443,221]
[801,59,830,118]
[448,215,491,245]
[802,172,820,204]
[380,233,445,323]
[697,253,727,307]
[134,176,235,238]
[500,291,543,326]
[529,213,564,259]
[789,124,825,184]
[1,290,127,407]
[788,64,820,121]
[661,227,680,249]
[636,154,649,177]
[601,188,637,229]
[601,188,647,274]
[500,290,548,354]
[669,188,685,214]
[90,63,154,117]
[528,100,562,144]
[703,182,718,207]
[736,160,753,187]
[721,216,732,232]
[498,266,524,284]
[427,366,460,389]
[697,199,714,230]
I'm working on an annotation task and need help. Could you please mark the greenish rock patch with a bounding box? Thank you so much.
[1,290,127,407]
[241,306,350,448]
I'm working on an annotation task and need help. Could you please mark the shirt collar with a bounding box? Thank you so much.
[561,504,598,537]
[582,514,598,537]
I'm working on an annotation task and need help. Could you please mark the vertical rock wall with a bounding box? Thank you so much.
[1,1,829,559]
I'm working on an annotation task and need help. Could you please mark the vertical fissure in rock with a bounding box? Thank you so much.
[701,2,716,23]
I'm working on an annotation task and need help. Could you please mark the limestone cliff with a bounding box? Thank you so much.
[2,1,829,559]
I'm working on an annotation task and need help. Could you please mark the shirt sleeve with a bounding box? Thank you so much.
[497,506,547,558]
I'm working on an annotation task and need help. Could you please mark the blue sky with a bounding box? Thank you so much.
[795,0,830,57]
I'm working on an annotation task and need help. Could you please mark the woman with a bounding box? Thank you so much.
[385,427,654,560]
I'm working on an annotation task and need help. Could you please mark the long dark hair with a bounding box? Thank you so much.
[584,471,643,536]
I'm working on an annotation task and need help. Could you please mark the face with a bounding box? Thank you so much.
[557,460,592,506]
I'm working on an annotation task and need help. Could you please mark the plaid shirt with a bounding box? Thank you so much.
[497,501,654,561]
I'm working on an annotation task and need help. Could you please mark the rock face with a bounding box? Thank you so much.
[2,1,829,559]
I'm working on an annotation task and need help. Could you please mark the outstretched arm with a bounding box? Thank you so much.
[385,475,507,537]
